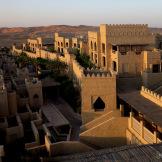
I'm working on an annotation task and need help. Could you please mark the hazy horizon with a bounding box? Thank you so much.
[0,0,162,28]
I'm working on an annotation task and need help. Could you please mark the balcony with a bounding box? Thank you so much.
[128,112,162,144]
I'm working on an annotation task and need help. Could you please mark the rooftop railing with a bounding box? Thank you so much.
[129,112,162,144]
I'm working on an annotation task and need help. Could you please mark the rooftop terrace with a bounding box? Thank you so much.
[119,91,162,131]
[53,144,162,162]
[41,103,69,127]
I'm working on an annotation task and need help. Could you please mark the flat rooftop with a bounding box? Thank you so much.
[41,103,69,127]
[53,143,162,162]
[52,98,82,128]
[119,91,162,131]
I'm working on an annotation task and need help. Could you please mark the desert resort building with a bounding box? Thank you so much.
[1,23,162,161]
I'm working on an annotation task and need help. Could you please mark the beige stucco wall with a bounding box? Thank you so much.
[126,113,161,145]
[54,33,65,53]
[13,44,117,132]
[140,86,162,107]
[81,111,103,125]
[72,59,84,86]
[81,74,116,113]
[25,79,43,108]
[27,37,42,52]
[79,41,88,54]
[81,110,121,131]
[100,24,112,71]
[72,38,78,48]
[143,50,161,72]
[88,31,101,67]
[88,24,160,76]
[65,38,72,49]
[80,117,128,148]
[113,51,143,75]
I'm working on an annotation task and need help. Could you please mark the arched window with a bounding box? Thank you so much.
[73,43,76,48]
[103,57,106,67]
[58,47,60,53]
[91,41,93,50]
[102,43,105,53]
[94,42,97,51]
[61,48,64,53]
[66,42,69,48]
[95,54,98,64]
[93,97,105,111]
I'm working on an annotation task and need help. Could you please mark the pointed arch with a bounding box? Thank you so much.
[93,97,105,111]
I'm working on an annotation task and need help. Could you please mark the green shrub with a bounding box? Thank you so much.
[70,48,95,69]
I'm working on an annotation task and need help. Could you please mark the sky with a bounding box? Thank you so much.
[0,0,162,27]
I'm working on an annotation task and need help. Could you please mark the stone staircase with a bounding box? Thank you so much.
[80,115,128,149]
[81,110,120,133]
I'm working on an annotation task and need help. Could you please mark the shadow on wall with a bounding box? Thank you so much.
[80,136,127,149]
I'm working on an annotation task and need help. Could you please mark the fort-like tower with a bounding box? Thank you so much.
[81,69,117,124]
[25,78,43,108]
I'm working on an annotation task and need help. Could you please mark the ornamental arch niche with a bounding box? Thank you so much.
[93,97,105,111]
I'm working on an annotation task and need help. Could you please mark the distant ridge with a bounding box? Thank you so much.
[0,25,161,47]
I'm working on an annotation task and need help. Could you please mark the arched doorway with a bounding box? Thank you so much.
[66,42,69,48]
[93,97,105,111]
[112,61,117,71]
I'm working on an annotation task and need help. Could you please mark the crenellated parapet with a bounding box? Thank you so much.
[83,68,112,78]
[12,45,23,55]
[141,86,161,98]
[141,86,162,107]
[107,24,148,28]
[99,24,154,45]
[81,68,116,115]
[12,43,115,87]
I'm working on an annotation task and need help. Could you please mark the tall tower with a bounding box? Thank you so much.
[100,24,111,71]
[0,75,9,116]
[81,69,117,124]
[25,78,43,109]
